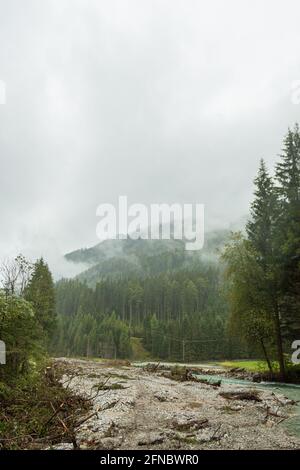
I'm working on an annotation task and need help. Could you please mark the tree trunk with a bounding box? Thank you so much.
[274,305,286,380]
[129,302,132,328]
[86,336,91,358]
[260,338,273,373]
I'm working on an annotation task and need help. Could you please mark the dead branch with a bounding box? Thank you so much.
[219,390,262,402]
[74,409,99,428]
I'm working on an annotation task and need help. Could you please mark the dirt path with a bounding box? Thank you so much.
[53,358,300,450]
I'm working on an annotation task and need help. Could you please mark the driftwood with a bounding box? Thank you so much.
[74,410,99,428]
[143,362,162,373]
[219,390,262,402]
[42,401,66,428]
[265,406,282,418]
[148,364,221,386]
[0,363,92,450]
[158,367,189,382]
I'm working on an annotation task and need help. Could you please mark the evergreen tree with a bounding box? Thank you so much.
[0,291,43,380]
[274,125,300,338]
[25,258,56,339]
[246,159,275,266]
[246,159,286,377]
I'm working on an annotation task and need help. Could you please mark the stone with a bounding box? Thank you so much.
[138,433,165,446]
[172,413,209,431]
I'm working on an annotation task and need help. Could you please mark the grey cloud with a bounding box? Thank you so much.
[1,0,300,277]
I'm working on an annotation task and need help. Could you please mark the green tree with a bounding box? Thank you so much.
[246,159,286,377]
[0,292,42,380]
[246,159,275,267]
[274,125,300,338]
[25,258,56,339]
[222,234,275,371]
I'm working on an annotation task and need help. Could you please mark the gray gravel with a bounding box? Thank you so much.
[53,358,300,450]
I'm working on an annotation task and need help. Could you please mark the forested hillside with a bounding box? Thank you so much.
[65,229,231,286]
[54,229,242,361]
[53,265,247,361]
[53,229,248,361]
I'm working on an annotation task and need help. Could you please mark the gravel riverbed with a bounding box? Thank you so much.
[52,358,300,450]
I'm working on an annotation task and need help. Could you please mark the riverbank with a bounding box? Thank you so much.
[0,362,90,450]
[134,360,300,384]
[48,358,300,450]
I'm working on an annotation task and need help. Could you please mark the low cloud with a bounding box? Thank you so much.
[1,0,300,277]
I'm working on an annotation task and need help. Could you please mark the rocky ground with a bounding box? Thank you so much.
[51,358,300,450]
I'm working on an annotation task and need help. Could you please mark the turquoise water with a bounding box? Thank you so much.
[195,373,300,437]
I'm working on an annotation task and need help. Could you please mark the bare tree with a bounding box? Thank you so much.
[0,255,33,296]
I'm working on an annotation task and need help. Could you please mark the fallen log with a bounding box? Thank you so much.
[143,362,162,373]
[172,415,209,431]
[219,390,262,402]
[159,366,189,382]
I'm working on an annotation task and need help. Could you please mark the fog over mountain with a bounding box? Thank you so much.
[1,0,300,278]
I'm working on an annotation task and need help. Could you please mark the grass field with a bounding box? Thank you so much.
[218,360,275,372]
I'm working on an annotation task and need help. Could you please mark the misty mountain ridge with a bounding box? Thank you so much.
[64,224,243,287]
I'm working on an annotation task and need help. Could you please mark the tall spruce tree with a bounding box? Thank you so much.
[246,159,275,267]
[246,160,286,378]
[274,125,300,339]
[25,258,56,339]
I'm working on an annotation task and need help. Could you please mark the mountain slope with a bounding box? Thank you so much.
[64,229,231,286]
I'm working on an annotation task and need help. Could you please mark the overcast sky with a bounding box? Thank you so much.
[0,0,300,277]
